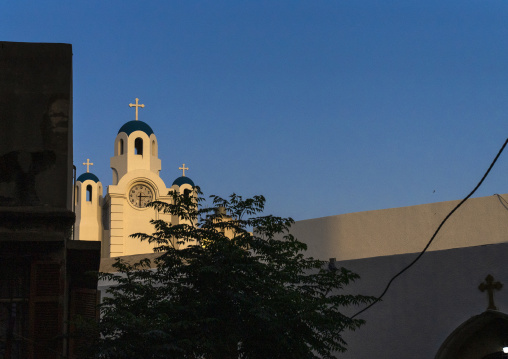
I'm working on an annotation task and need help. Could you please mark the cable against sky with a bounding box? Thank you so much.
[351,137,508,319]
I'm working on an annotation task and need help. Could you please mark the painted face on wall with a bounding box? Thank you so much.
[42,98,69,152]
[48,99,68,133]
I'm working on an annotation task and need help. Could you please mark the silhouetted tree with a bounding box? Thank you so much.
[89,189,372,358]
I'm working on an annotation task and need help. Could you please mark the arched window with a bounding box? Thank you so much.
[119,139,124,155]
[151,140,156,156]
[435,311,508,359]
[184,189,191,199]
[86,185,92,202]
[134,138,143,155]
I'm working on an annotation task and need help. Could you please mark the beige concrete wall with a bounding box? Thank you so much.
[290,194,508,261]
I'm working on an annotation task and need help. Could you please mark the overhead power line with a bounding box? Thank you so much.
[351,138,508,319]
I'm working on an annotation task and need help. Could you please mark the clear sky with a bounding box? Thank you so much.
[3,1,508,220]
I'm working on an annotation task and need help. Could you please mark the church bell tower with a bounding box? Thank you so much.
[74,158,103,243]
[110,98,161,185]
[102,98,172,258]
[74,98,197,258]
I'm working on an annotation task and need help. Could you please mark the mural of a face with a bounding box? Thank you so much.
[42,98,69,152]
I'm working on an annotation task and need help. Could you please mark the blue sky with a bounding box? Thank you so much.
[3,1,508,220]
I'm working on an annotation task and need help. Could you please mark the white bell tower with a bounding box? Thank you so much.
[75,158,103,243]
[110,98,161,185]
[102,98,172,258]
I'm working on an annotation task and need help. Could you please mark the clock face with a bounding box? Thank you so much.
[129,184,154,208]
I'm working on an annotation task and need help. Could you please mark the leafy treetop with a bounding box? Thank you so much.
[89,188,373,359]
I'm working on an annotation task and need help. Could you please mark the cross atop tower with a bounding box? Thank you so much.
[129,98,145,121]
[83,159,93,173]
[479,274,503,310]
[179,163,189,176]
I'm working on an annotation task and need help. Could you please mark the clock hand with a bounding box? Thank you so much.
[137,192,149,207]
[137,193,149,207]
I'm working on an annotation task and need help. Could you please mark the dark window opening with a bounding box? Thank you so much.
[0,258,30,358]
[134,138,143,155]
[119,139,124,155]
[183,189,191,199]
[86,185,92,202]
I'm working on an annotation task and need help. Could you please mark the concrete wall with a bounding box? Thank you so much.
[0,41,73,210]
[290,194,508,261]
[336,242,508,358]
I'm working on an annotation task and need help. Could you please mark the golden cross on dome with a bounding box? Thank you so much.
[83,159,93,173]
[179,163,189,176]
[129,98,145,121]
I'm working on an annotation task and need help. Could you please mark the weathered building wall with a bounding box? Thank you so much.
[0,41,100,359]
[0,41,73,210]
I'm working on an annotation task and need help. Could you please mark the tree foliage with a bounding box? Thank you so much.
[89,189,372,358]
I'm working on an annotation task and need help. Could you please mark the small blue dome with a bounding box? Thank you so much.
[118,120,154,136]
[77,172,100,183]
[172,176,195,187]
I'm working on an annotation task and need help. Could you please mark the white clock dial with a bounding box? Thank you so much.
[129,184,153,208]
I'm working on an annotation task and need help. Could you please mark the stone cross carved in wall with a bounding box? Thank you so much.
[129,98,145,121]
[478,274,502,310]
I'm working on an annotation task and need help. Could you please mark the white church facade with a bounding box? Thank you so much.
[74,98,194,258]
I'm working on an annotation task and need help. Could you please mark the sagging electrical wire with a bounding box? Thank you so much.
[351,138,508,319]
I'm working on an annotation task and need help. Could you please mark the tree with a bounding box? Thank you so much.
[89,189,373,359]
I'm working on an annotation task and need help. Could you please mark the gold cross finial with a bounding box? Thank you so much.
[129,98,145,121]
[83,159,93,173]
[179,163,189,176]
[479,274,503,310]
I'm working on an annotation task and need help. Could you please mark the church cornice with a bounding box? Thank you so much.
[106,193,126,199]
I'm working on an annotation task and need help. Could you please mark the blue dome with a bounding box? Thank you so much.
[118,120,154,136]
[172,176,195,187]
[77,172,100,183]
